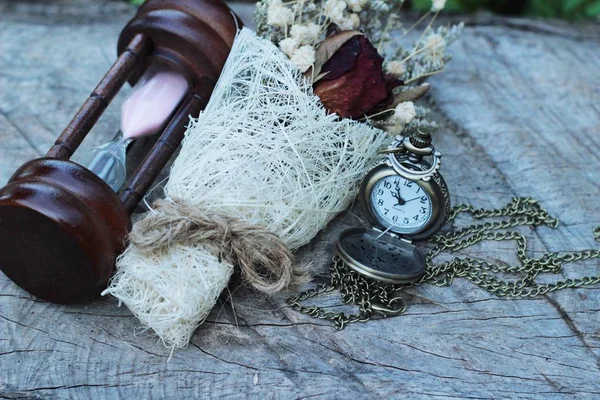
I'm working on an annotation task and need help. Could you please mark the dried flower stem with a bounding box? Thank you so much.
[399,10,430,40]
[399,37,442,63]
[404,68,445,84]
[377,1,405,53]
[361,108,395,120]
[412,10,440,53]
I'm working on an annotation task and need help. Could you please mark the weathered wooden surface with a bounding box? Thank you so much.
[1,1,600,398]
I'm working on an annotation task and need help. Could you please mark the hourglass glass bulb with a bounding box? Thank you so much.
[78,62,189,191]
[77,132,131,191]
[121,62,189,139]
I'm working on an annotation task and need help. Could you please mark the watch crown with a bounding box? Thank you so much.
[409,129,432,149]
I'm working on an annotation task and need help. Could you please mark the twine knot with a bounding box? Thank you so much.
[128,198,305,293]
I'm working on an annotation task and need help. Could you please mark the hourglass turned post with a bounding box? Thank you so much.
[46,33,151,160]
[0,0,242,304]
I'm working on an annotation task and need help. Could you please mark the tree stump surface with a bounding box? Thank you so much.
[1,1,599,398]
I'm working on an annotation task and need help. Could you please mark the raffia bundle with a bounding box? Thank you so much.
[103,28,390,349]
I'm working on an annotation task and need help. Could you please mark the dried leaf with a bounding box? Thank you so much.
[306,31,363,83]
[314,71,330,81]
[391,83,430,107]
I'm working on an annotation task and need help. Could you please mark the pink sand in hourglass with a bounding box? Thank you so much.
[121,63,190,139]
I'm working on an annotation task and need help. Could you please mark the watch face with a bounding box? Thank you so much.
[370,175,433,234]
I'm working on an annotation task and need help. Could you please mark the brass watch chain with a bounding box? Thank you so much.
[286,197,600,330]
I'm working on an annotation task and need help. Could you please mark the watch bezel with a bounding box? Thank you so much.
[359,162,447,241]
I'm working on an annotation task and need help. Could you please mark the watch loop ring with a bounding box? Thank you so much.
[386,136,442,181]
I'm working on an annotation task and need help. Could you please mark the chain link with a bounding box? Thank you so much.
[286,197,600,329]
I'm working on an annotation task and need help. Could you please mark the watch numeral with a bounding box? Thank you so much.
[377,189,384,195]
[421,207,428,214]
[384,181,392,189]
[403,218,409,224]
[392,215,398,222]
[384,208,389,215]
[378,199,384,206]
[413,215,419,221]
[420,196,428,204]
[403,181,413,187]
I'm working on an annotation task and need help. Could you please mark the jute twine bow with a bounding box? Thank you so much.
[128,198,306,293]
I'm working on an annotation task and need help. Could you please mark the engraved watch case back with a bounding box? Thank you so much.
[337,227,426,284]
[337,132,450,284]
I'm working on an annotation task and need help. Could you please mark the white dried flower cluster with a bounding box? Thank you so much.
[267,0,294,27]
[347,0,368,12]
[374,103,436,137]
[422,32,446,61]
[322,0,362,32]
[431,0,446,12]
[279,22,322,60]
[369,0,391,11]
[254,0,463,138]
[256,0,366,72]
[291,23,321,44]
[279,39,317,71]
[256,0,373,45]
[336,13,360,30]
[385,60,405,77]
[379,100,416,133]
[279,37,299,56]
[290,45,317,72]
[393,101,416,124]
[324,0,346,22]
[401,23,464,83]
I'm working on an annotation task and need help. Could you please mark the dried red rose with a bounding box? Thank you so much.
[312,34,402,120]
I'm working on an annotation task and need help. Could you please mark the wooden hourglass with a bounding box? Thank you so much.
[0,0,241,304]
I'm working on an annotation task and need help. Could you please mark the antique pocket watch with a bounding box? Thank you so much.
[337,130,451,285]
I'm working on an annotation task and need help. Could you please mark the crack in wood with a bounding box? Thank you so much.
[0,109,43,157]
[545,295,600,368]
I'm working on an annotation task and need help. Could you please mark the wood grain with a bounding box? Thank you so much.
[1,1,599,398]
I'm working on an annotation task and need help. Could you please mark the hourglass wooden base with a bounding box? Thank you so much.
[0,159,130,304]
[0,0,241,304]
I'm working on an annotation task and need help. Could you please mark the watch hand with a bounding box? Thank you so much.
[390,188,405,205]
[404,196,422,203]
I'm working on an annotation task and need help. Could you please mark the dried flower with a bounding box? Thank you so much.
[291,45,316,72]
[267,0,294,27]
[392,101,416,125]
[305,22,322,43]
[336,13,360,30]
[313,34,402,119]
[290,23,322,45]
[385,61,405,77]
[254,0,463,138]
[422,33,446,61]
[431,0,446,12]
[279,37,300,57]
[303,2,318,13]
[324,0,347,25]
[290,25,310,43]
[350,13,360,29]
[370,0,390,12]
[346,0,367,12]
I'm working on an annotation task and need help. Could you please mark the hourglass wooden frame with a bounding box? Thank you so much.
[0,0,241,304]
